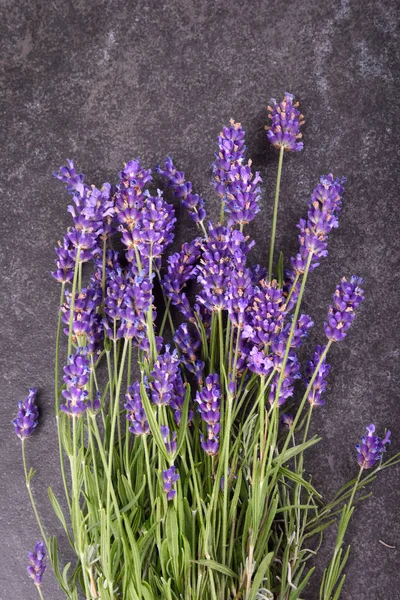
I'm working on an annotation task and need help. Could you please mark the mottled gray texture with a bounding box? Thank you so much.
[1,0,399,598]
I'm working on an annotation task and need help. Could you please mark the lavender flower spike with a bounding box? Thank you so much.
[305,345,331,407]
[195,374,221,456]
[356,424,391,469]
[12,388,39,440]
[162,465,180,501]
[27,541,46,586]
[267,93,304,152]
[325,276,365,342]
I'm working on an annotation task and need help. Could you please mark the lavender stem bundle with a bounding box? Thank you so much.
[13,94,399,600]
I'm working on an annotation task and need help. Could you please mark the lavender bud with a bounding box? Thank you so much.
[325,276,365,342]
[355,425,391,469]
[27,541,46,586]
[267,92,304,152]
[12,388,39,440]
[162,465,180,501]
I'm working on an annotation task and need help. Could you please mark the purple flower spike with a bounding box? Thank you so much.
[195,374,221,456]
[212,119,262,226]
[291,174,345,275]
[356,425,391,469]
[267,93,304,152]
[53,159,86,197]
[150,348,181,407]
[157,157,207,226]
[325,276,365,342]
[125,382,150,436]
[61,348,91,416]
[305,345,330,407]
[12,388,39,440]
[162,465,180,501]
[27,541,46,586]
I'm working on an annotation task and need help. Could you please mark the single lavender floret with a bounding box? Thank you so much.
[324,276,365,342]
[356,424,391,469]
[27,541,46,586]
[12,388,39,440]
[157,157,207,225]
[281,413,294,429]
[162,465,180,500]
[161,425,177,454]
[125,382,150,435]
[195,374,221,456]
[267,92,304,152]
[305,345,331,406]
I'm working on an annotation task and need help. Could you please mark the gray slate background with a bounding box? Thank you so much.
[1,0,399,598]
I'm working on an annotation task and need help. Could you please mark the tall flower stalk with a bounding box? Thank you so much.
[12,96,399,600]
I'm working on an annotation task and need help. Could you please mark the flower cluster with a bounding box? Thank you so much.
[104,268,158,352]
[291,174,345,275]
[162,465,180,501]
[12,388,39,440]
[174,323,204,385]
[325,276,365,342]
[62,280,103,352]
[356,425,391,469]
[53,160,115,282]
[125,382,150,436]
[157,157,206,227]
[27,541,46,586]
[267,93,304,152]
[212,120,262,226]
[150,348,183,407]
[305,345,331,407]
[162,239,201,320]
[115,160,176,273]
[61,348,91,416]
[195,374,221,455]
[196,224,254,312]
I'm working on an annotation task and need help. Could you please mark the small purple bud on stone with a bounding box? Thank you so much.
[355,424,391,469]
[12,388,39,440]
[27,541,46,586]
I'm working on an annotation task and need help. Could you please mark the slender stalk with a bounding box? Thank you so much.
[36,586,45,600]
[22,441,47,545]
[67,248,81,356]
[142,435,155,508]
[54,283,71,511]
[268,145,285,280]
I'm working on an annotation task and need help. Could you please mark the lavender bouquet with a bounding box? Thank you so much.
[13,94,399,600]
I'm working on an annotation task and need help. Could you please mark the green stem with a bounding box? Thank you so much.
[54,283,71,511]
[142,435,155,508]
[22,441,47,545]
[36,586,45,600]
[268,145,285,280]
[68,248,81,356]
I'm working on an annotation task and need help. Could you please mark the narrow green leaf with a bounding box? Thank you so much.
[191,559,238,580]
[249,552,274,600]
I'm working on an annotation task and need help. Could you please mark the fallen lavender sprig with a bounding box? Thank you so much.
[12,94,400,600]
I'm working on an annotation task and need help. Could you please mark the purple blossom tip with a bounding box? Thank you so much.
[162,465,180,500]
[12,388,39,440]
[27,541,46,586]
[267,93,304,152]
[324,276,365,342]
[356,424,391,469]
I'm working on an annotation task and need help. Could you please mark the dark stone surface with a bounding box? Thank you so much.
[1,0,399,598]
